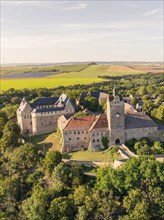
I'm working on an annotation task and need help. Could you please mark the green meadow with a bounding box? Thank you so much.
[1,77,104,91]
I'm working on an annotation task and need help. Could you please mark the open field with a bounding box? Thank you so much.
[51,64,146,79]
[1,77,104,91]
[1,63,163,91]
[1,64,89,76]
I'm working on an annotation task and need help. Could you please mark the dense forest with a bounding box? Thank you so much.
[0,72,164,219]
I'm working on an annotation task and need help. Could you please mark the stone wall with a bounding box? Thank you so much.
[32,112,59,135]
[89,129,109,151]
[61,129,90,153]
[125,126,158,141]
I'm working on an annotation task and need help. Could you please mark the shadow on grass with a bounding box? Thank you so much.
[37,142,53,152]
[30,133,53,153]
[62,153,72,159]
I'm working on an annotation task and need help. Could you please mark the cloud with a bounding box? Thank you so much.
[142,9,159,16]
[2,1,89,10]
[63,1,89,11]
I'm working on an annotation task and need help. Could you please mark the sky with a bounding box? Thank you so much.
[1,0,164,64]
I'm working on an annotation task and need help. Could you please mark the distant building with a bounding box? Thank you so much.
[17,94,75,135]
[59,88,163,153]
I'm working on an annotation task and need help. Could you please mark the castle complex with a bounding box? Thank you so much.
[17,89,164,152]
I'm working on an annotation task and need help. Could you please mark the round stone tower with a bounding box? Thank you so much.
[107,87,125,146]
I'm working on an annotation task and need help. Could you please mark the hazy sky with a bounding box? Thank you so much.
[1,0,164,63]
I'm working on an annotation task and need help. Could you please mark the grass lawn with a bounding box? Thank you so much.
[64,149,119,162]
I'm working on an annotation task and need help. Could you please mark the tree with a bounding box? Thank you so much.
[134,139,152,155]
[142,99,153,114]
[51,163,71,191]
[2,105,18,120]
[0,131,19,152]
[48,196,74,220]
[44,150,62,175]
[11,97,21,105]
[146,85,155,94]
[152,105,164,121]
[151,141,164,154]
[21,186,51,220]
[3,120,20,134]
[130,98,137,107]
[137,86,147,95]
[83,96,99,112]
[101,136,109,149]
[8,143,39,174]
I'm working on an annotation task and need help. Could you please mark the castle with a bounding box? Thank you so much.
[17,93,75,135]
[17,89,164,152]
[58,88,163,152]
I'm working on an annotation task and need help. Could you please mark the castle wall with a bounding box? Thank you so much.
[32,113,58,135]
[61,130,90,153]
[125,126,158,141]
[89,129,109,151]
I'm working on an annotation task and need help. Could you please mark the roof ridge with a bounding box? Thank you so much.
[89,114,101,132]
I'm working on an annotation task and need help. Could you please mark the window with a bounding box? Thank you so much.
[74,131,76,134]
[41,123,43,125]
[93,133,95,136]
[93,139,95,142]
[84,137,86,140]
[69,138,71,140]
[70,131,72,134]
[97,133,99,136]
[77,137,79,140]
[24,116,26,119]
[82,131,84,134]
[78,131,80,134]
[97,139,99,142]
[49,122,51,125]
[65,132,67,135]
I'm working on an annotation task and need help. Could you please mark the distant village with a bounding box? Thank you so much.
[17,88,164,153]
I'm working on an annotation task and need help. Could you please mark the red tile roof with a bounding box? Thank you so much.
[64,115,96,131]
[90,114,108,131]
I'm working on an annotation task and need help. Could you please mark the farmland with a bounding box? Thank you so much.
[1,63,163,91]
[1,77,104,91]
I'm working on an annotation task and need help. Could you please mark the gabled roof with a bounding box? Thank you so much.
[89,114,108,131]
[125,112,157,129]
[63,115,96,131]
[31,97,59,108]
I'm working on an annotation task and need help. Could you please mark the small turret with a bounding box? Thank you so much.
[113,85,117,97]
[113,86,120,103]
